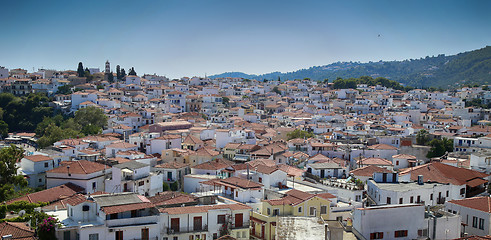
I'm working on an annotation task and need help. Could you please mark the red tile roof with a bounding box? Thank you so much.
[147,192,197,206]
[192,158,233,170]
[102,202,155,215]
[0,222,35,240]
[23,155,53,162]
[7,183,84,204]
[448,197,491,213]
[350,165,393,177]
[399,162,489,186]
[48,160,108,175]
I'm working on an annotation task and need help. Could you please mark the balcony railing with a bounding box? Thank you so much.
[231,222,250,229]
[166,225,208,234]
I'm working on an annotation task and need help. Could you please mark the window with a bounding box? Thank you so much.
[473,216,478,228]
[387,197,391,204]
[417,196,421,203]
[267,208,271,215]
[88,233,99,240]
[217,215,226,224]
[410,196,414,203]
[430,194,433,200]
[82,205,89,211]
[39,178,42,182]
[213,233,218,239]
[174,237,178,240]
[298,207,302,213]
[273,209,279,216]
[258,177,262,183]
[399,198,403,204]
[446,191,449,197]
[370,232,384,239]
[460,188,466,195]
[45,162,49,168]
[92,182,96,190]
[321,206,327,214]
[139,181,144,186]
[309,207,316,216]
[394,230,408,238]
[479,218,485,230]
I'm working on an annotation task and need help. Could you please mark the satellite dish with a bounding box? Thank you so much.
[18,210,26,217]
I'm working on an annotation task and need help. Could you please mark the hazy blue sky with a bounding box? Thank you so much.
[1,0,490,78]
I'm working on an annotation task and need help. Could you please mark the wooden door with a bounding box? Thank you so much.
[193,216,202,231]
[115,231,123,240]
[235,213,243,227]
[141,228,149,240]
[171,218,180,233]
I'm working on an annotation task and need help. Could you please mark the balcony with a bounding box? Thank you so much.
[231,222,250,230]
[166,225,208,234]
[106,215,159,228]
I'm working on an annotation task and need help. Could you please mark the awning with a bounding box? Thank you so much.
[466,178,488,188]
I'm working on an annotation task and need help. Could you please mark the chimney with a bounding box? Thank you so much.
[417,175,423,185]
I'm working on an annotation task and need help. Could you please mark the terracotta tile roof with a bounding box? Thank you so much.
[106,142,138,149]
[48,160,108,175]
[357,157,393,166]
[448,196,491,213]
[8,183,84,204]
[247,158,275,168]
[277,164,305,177]
[350,165,392,177]
[254,164,280,174]
[23,154,53,162]
[64,193,93,206]
[194,147,220,157]
[399,162,489,186]
[367,143,398,150]
[182,135,203,145]
[0,222,35,240]
[201,176,263,189]
[147,191,197,206]
[155,162,189,169]
[392,154,417,159]
[102,202,155,215]
[160,203,251,214]
[192,158,233,170]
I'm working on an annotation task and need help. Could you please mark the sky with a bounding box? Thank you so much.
[0,0,490,79]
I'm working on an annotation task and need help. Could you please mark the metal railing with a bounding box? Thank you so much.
[166,225,208,234]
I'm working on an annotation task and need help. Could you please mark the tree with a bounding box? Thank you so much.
[116,65,121,80]
[0,120,8,138]
[107,72,114,82]
[222,97,229,106]
[162,182,170,191]
[287,129,315,140]
[56,85,73,95]
[0,145,27,202]
[128,67,137,76]
[77,62,84,77]
[120,68,126,79]
[74,106,108,130]
[416,129,430,145]
[170,181,179,191]
[272,86,281,95]
[426,138,453,158]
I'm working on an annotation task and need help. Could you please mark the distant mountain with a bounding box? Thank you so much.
[209,46,491,88]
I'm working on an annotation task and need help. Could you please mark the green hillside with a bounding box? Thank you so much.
[210,46,491,88]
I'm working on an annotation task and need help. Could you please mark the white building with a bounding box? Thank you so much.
[105,161,163,197]
[53,192,160,240]
[160,203,251,240]
[367,173,465,206]
[445,196,491,237]
[19,154,59,188]
[46,160,109,194]
[352,204,426,240]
